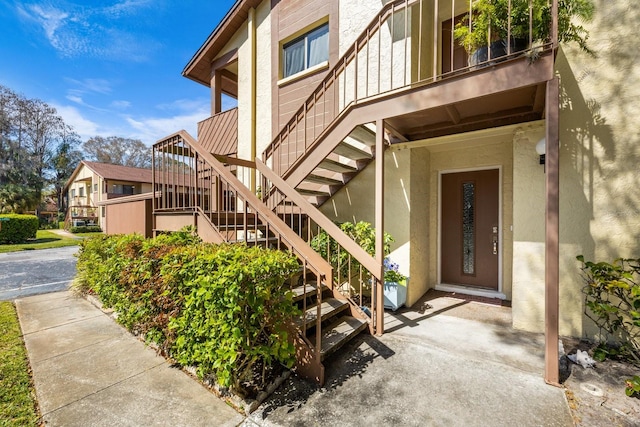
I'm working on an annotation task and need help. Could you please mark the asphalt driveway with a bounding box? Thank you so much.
[0,246,78,301]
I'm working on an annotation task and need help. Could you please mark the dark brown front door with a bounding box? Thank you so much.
[441,169,499,290]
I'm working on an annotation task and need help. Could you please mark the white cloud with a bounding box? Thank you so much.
[65,78,113,95]
[15,1,157,61]
[66,95,83,104]
[52,104,100,140]
[54,98,211,148]
[111,100,131,109]
[125,106,210,145]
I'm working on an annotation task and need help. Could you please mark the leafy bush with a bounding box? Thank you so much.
[74,229,300,393]
[577,255,640,366]
[0,214,38,244]
[310,221,393,281]
[626,375,640,398]
[70,225,102,233]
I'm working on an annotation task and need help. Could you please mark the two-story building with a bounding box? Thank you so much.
[147,0,638,385]
[64,161,153,230]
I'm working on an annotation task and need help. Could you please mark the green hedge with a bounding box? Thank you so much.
[70,225,102,233]
[74,229,300,392]
[0,214,39,244]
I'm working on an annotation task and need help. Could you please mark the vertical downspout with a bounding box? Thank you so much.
[544,0,560,387]
[249,7,257,193]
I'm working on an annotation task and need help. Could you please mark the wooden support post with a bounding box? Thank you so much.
[545,77,560,387]
[211,70,222,115]
[375,119,385,336]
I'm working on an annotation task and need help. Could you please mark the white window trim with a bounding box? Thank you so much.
[277,60,329,87]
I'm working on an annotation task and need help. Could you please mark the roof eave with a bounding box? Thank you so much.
[182,0,261,86]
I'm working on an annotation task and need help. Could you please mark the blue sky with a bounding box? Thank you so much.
[0,0,237,146]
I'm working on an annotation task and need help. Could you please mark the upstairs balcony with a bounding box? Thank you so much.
[263,0,557,182]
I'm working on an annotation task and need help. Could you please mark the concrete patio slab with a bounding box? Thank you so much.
[246,294,574,427]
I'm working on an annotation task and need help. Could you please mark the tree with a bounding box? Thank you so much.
[50,126,82,212]
[0,85,75,213]
[83,136,151,168]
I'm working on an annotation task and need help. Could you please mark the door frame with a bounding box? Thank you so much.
[436,165,507,299]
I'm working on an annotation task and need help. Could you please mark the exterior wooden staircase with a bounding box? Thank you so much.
[153,130,382,385]
[293,123,377,206]
[153,0,555,385]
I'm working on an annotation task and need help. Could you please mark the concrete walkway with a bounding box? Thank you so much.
[15,289,575,427]
[16,291,244,427]
[245,294,575,427]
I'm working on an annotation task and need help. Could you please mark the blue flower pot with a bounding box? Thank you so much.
[384,278,407,312]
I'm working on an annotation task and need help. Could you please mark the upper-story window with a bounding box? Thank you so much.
[283,23,329,78]
[71,189,76,198]
[79,186,84,197]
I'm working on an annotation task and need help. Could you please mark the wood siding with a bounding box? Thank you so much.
[197,107,239,155]
[271,0,339,137]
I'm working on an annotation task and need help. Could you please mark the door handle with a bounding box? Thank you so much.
[493,240,498,255]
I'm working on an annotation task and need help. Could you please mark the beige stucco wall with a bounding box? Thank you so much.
[215,1,272,188]
[511,122,547,333]
[319,147,413,283]
[548,0,640,338]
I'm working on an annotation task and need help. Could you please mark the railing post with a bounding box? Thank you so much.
[544,77,560,387]
[375,119,385,336]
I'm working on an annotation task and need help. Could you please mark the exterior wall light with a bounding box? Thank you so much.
[535,137,546,165]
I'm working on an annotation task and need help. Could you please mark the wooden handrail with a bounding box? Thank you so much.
[257,159,381,280]
[261,0,419,169]
[155,130,332,278]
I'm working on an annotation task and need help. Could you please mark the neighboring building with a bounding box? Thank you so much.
[64,161,153,230]
[146,0,636,384]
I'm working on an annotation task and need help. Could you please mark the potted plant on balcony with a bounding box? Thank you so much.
[454,0,594,65]
[383,258,407,312]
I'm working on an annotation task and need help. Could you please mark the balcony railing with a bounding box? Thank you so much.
[262,0,554,178]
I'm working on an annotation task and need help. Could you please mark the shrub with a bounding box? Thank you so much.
[577,256,640,366]
[70,225,102,233]
[310,220,394,281]
[0,214,38,244]
[74,229,300,393]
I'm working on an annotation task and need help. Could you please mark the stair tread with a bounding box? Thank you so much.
[311,316,368,360]
[333,141,372,160]
[295,297,349,330]
[318,158,358,173]
[348,125,376,146]
[297,188,331,197]
[291,282,329,302]
[304,174,343,186]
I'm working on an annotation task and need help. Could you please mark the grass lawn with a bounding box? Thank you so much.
[71,232,104,239]
[0,230,80,253]
[0,302,40,426]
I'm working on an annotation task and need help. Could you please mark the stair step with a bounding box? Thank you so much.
[291,282,330,302]
[295,297,349,331]
[348,125,376,146]
[230,236,279,245]
[310,316,368,361]
[216,224,267,230]
[297,188,331,197]
[303,174,343,186]
[333,141,372,160]
[318,159,358,174]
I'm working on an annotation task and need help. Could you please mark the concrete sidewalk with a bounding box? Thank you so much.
[16,291,244,427]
